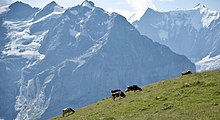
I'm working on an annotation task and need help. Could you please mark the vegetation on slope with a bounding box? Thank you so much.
[51,70,220,120]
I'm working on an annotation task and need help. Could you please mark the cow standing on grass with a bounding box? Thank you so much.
[181,70,192,76]
[111,89,121,93]
[125,85,142,92]
[111,89,126,100]
[62,107,75,117]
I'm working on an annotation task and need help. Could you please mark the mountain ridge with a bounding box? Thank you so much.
[132,5,220,72]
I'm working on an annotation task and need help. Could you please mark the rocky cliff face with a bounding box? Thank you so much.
[0,1,195,119]
[132,4,220,72]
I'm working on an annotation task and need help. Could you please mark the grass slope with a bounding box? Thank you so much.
[51,70,220,120]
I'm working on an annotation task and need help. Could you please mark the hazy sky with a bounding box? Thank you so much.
[1,0,220,19]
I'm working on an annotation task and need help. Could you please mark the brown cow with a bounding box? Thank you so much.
[112,91,126,100]
[125,85,142,92]
[181,70,192,76]
[62,107,75,117]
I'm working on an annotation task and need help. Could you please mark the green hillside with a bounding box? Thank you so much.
[51,70,220,120]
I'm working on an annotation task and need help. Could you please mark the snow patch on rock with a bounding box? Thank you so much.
[196,55,220,72]
[0,5,9,13]
[81,0,94,9]
[158,29,168,41]
[2,20,47,62]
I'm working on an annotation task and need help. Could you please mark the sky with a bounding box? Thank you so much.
[1,0,220,21]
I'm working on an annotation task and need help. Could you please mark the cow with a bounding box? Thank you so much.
[181,70,192,76]
[112,91,126,100]
[125,85,142,92]
[111,89,121,93]
[62,107,75,117]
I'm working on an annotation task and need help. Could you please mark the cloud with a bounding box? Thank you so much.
[126,0,156,11]
[0,0,14,6]
[158,0,175,2]
[113,1,125,5]
[108,0,157,23]
[124,0,156,22]
[107,8,135,19]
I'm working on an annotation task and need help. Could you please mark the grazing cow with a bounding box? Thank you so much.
[125,85,142,92]
[62,107,75,117]
[111,89,121,93]
[181,70,192,76]
[112,91,126,100]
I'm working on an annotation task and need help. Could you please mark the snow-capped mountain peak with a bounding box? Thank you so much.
[46,1,58,7]
[133,4,220,72]
[34,1,64,21]
[186,3,220,28]
[43,1,63,12]
[6,1,38,20]
[9,1,30,10]
[128,8,156,23]
[81,0,94,9]
[193,3,206,10]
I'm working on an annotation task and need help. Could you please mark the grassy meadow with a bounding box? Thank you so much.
[51,70,220,120]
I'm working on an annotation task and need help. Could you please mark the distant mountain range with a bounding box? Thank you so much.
[133,4,220,72]
[0,1,195,119]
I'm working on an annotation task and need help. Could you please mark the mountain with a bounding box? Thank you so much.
[34,1,64,21]
[0,1,195,120]
[3,1,39,20]
[132,4,220,72]
[51,69,220,120]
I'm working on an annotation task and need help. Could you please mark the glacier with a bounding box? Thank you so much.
[0,1,195,120]
[196,55,220,72]
[133,4,220,72]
